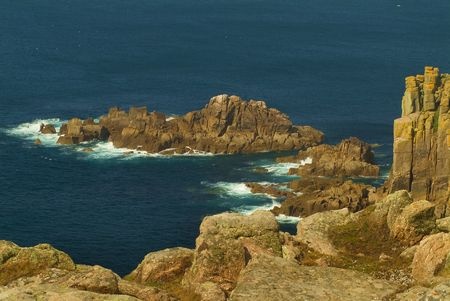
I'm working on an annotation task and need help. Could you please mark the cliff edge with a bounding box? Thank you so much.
[387,66,450,216]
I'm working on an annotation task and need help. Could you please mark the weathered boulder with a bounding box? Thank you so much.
[386,67,450,217]
[62,265,121,294]
[4,264,176,301]
[230,254,400,301]
[368,191,436,245]
[194,281,226,301]
[39,123,56,134]
[0,241,75,285]
[126,247,193,284]
[182,211,282,294]
[6,265,120,294]
[395,281,450,300]
[59,95,324,154]
[411,232,450,285]
[118,280,178,301]
[271,177,374,217]
[277,137,379,177]
[296,208,352,256]
[390,200,436,245]
[437,216,450,232]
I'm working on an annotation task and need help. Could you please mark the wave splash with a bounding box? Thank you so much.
[203,181,300,224]
[4,119,215,160]
[3,118,65,146]
[260,157,312,176]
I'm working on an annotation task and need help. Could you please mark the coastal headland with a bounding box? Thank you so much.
[2,67,450,300]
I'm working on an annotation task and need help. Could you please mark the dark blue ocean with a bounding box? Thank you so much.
[1,0,449,275]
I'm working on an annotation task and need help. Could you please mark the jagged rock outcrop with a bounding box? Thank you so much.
[411,232,450,285]
[57,118,109,145]
[270,177,374,217]
[182,211,282,294]
[389,200,436,246]
[126,247,193,284]
[0,241,75,285]
[296,191,436,258]
[39,123,56,134]
[277,137,379,177]
[0,241,177,301]
[296,208,352,256]
[229,254,400,301]
[387,66,450,216]
[57,95,324,154]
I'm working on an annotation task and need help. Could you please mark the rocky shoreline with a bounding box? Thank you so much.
[3,66,450,300]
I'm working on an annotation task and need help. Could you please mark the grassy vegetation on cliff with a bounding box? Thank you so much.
[327,206,412,284]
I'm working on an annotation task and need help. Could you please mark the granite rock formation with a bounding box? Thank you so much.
[0,241,177,301]
[182,211,282,294]
[277,137,379,177]
[39,123,56,134]
[3,196,450,300]
[57,118,109,145]
[270,177,374,217]
[126,247,194,284]
[411,232,450,285]
[57,95,324,154]
[229,254,400,301]
[387,66,450,216]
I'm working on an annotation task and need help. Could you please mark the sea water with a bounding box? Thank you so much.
[1,0,449,275]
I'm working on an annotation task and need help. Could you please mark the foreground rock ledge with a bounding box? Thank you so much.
[55,94,324,154]
[230,255,399,301]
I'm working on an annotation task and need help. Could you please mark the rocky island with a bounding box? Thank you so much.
[3,67,450,300]
[51,95,324,155]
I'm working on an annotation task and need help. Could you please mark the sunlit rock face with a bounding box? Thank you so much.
[387,66,450,217]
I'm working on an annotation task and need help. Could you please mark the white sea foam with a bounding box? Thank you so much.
[260,157,312,176]
[5,119,217,160]
[205,182,254,197]
[85,144,215,160]
[275,214,301,224]
[299,157,313,165]
[83,141,161,160]
[3,118,65,146]
[234,199,281,215]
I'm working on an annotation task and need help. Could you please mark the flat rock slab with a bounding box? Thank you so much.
[230,255,400,301]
